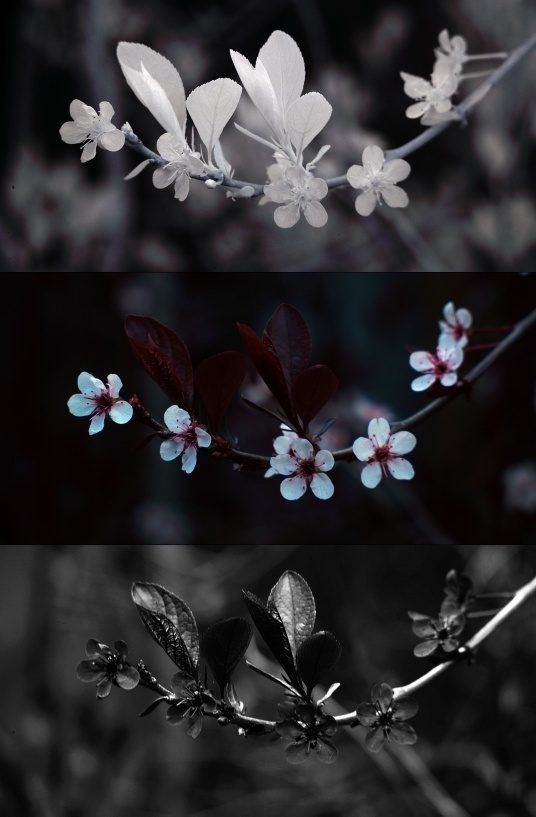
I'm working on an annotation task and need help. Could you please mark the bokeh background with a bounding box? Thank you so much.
[5,271,536,545]
[1,544,536,817]
[2,0,536,271]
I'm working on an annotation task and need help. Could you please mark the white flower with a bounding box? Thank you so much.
[433,29,468,75]
[265,424,299,477]
[152,133,206,202]
[347,146,411,217]
[160,406,211,473]
[438,302,472,348]
[400,63,459,120]
[352,418,416,489]
[269,438,334,500]
[67,372,133,434]
[263,165,329,228]
[409,336,464,392]
[59,100,126,162]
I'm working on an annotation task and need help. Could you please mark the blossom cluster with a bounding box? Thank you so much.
[408,568,474,659]
[409,301,472,392]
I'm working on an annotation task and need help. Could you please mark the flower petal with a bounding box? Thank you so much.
[285,740,309,764]
[270,453,297,476]
[386,457,415,481]
[181,445,198,474]
[88,413,106,435]
[304,200,328,228]
[310,472,334,500]
[280,475,307,500]
[365,726,386,752]
[352,437,374,461]
[355,189,376,217]
[195,428,212,448]
[440,372,458,387]
[381,184,409,209]
[116,667,140,689]
[160,437,185,461]
[106,374,123,397]
[315,738,338,764]
[414,640,439,657]
[409,351,434,372]
[274,202,301,229]
[390,722,417,745]
[67,394,95,416]
[371,683,394,711]
[368,417,390,446]
[411,374,436,392]
[290,438,314,460]
[355,702,378,727]
[383,158,411,183]
[388,431,416,455]
[393,697,419,720]
[347,165,370,190]
[362,145,385,175]
[314,449,334,471]
[164,405,191,431]
[361,462,382,489]
[109,400,134,424]
[78,372,105,396]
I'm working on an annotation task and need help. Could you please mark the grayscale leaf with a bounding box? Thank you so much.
[230,50,281,137]
[234,122,278,152]
[124,159,151,180]
[258,31,305,118]
[286,93,332,155]
[117,43,186,137]
[186,79,242,158]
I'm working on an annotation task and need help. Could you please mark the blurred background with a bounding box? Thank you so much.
[5,271,536,545]
[2,0,536,272]
[1,544,536,817]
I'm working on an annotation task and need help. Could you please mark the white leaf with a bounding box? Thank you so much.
[306,144,331,170]
[186,78,241,158]
[258,31,305,117]
[213,140,231,175]
[117,42,186,137]
[124,159,151,180]
[286,92,332,155]
[230,49,281,137]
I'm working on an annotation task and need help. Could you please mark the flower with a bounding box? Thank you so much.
[269,438,334,500]
[352,418,416,489]
[160,405,211,472]
[67,372,133,434]
[263,165,329,228]
[276,702,338,764]
[76,639,140,699]
[152,133,206,201]
[400,63,459,120]
[433,29,468,75]
[356,683,418,752]
[166,673,217,739]
[59,100,125,162]
[408,611,466,657]
[440,569,475,615]
[264,424,299,478]
[409,336,464,392]
[347,146,411,217]
[439,301,472,348]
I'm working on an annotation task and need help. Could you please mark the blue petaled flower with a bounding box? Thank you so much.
[276,702,338,764]
[356,683,418,752]
[76,639,140,699]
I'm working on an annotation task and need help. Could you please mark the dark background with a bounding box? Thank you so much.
[1,544,536,817]
[4,271,536,545]
[2,0,536,271]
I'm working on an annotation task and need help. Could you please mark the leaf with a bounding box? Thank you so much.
[237,322,293,419]
[139,697,168,717]
[264,304,311,393]
[135,606,197,677]
[186,78,242,158]
[131,582,199,667]
[296,631,342,694]
[124,316,194,413]
[117,43,186,139]
[230,49,280,137]
[243,591,303,693]
[286,92,332,155]
[194,351,248,433]
[267,570,316,657]
[291,364,339,428]
[257,31,305,119]
[201,617,252,697]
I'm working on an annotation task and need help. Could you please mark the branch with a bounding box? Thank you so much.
[121,31,536,197]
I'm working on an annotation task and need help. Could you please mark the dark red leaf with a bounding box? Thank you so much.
[125,316,194,412]
[264,304,311,391]
[194,351,248,433]
[292,365,339,428]
[237,323,293,418]
[201,617,252,697]
[296,631,342,694]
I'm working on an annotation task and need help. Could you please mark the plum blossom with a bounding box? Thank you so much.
[356,683,418,752]
[276,702,338,764]
[269,438,334,500]
[353,418,416,489]
[76,639,139,699]
[166,674,217,739]
[59,100,125,162]
[408,611,466,657]
[433,29,468,75]
[153,133,206,201]
[67,372,133,434]
[347,146,411,217]
[439,301,472,348]
[263,165,329,228]
[265,424,299,478]
[400,63,459,120]
[409,336,464,392]
[160,405,211,472]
